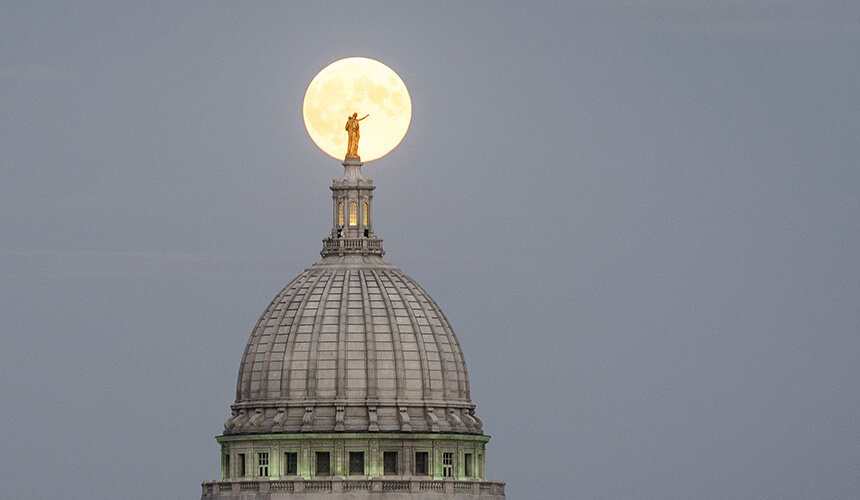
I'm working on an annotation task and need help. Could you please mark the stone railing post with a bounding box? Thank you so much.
[371,477,382,491]
[294,477,305,492]
[443,477,454,495]
[332,477,343,493]
[410,478,420,492]
[259,479,269,493]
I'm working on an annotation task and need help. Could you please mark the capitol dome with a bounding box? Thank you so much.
[226,255,481,435]
[204,157,504,499]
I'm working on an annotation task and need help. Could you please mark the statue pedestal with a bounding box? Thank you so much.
[341,157,364,182]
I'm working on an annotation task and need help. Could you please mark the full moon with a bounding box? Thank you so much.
[303,57,411,162]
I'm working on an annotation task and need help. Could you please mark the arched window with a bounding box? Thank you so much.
[349,202,357,226]
[338,202,344,226]
[363,202,368,226]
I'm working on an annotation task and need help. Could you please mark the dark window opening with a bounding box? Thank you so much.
[415,451,429,475]
[383,451,398,475]
[285,452,298,475]
[349,451,365,475]
[237,453,246,477]
[315,452,330,476]
[464,453,473,477]
[223,454,230,479]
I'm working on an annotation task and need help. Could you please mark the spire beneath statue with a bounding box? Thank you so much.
[321,157,384,257]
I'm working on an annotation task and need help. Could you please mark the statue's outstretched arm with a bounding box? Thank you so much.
[358,114,369,121]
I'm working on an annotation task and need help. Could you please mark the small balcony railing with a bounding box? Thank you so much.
[321,237,384,256]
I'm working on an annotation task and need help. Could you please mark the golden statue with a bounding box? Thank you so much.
[345,112,369,159]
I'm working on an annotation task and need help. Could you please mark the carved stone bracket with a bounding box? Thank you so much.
[227,409,249,429]
[301,407,314,432]
[447,408,463,429]
[398,407,412,432]
[461,408,477,429]
[469,409,483,433]
[248,408,264,427]
[425,407,440,432]
[273,407,287,427]
[224,409,238,430]
[335,406,345,432]
[368,406,379,432]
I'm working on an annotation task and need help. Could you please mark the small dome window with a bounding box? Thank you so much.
[363,202,368,226]
[349,202,357,226]
[338,202,344,226]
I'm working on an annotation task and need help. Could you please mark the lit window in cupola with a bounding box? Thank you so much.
[363,202,368,226]
[338,202,344,226]
[349,202,357,226]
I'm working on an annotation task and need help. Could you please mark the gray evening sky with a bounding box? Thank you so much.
[2,2,859,499]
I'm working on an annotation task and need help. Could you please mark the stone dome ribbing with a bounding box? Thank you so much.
[237,255,470,403]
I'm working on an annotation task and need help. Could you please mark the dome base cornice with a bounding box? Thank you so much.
[224,402,482,436]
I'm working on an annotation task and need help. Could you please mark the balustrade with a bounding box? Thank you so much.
[202,478,504,497]
[322,237,384,256]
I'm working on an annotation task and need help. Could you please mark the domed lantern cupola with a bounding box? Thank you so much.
[322,157,384,257]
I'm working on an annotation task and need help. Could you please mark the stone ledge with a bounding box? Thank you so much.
[202,478,505,498]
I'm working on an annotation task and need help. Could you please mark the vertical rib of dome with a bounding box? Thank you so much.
[358,270,378,401]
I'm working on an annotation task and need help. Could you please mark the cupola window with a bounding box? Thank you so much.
[363,202,368,226]
[338,203,344,226]
[349,202,357,226]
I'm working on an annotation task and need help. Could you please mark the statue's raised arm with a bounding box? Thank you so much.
[358,114,369,121]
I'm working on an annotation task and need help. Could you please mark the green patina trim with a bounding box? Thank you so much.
[216,432,491,480]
